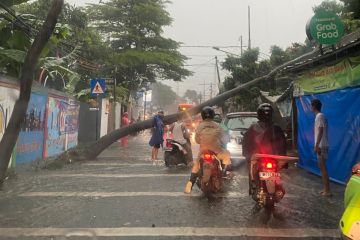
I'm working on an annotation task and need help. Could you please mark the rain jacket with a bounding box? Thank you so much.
[242,121,286,159]
[149,115,164,147]
[194,120,231,166]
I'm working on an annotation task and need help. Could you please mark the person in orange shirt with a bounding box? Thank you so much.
[121,112,130,147]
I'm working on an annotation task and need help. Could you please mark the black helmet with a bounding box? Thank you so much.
[201,106,215,120]
[257,103,273,122]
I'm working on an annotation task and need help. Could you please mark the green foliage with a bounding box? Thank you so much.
[1,0,190,101]
[221,43,315,111]
[183,90,200,104]
[1,0,28,7]
[314,0,360,32]
[341,0,360,19]
[151,82,177,109]
[270,46,289,67]
[313,0,344,14]
[87,0,191,90]
[221,48,265,111]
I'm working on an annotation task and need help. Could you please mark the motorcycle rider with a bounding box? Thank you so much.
[242,103,286,195]
[184,106,231,194]
[169,115,193,163]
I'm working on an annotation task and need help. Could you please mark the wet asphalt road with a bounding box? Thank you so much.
[0,132,345,240]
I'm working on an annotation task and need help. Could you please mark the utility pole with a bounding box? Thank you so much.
[240,35,243,55]
[199,82,213,101]
[248,6,251,50]
[143,91,147,121]
[209,83,213,99]
[203,79,206,101]
[113,67,117,130]
[215,56,221,87]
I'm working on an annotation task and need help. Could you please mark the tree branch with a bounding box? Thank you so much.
[0,0,64,186]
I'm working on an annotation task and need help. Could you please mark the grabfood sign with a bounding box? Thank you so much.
[307,11,344,45]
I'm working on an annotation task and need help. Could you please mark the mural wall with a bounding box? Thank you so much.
[17,93,47,164]
[45,97,80,157]
[0,78,80,166]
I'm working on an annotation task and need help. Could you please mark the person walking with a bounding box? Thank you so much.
[120,112,130,147]
[311,99,331,197]
[149,111,164,163]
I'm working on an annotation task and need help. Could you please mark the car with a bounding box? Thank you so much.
[222,112,258,143]
[221,112,258,160]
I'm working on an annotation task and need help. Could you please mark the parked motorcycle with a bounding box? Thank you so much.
[196,151,226,199]
[340,163,360,240]
[164,139,190,167]
[250,154,298,210]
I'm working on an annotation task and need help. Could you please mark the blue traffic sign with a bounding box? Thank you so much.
[90,79,106,97]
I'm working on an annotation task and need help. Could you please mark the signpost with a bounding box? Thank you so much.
[90,79,106,97]
[90,79,106,140]
[307,11,344,45]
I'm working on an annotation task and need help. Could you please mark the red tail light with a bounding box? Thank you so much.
[203,153,214,163]
[266,162,274,169]
[261,159,277,170]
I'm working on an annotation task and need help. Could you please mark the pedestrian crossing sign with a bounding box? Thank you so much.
[90,79,106,97]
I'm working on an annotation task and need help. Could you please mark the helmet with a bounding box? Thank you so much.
[213,113,222,123]
[257,103,273,122]
[201,106,215,120]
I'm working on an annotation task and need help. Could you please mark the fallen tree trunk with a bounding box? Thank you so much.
[0,0,64,186]
[75,54,308,161]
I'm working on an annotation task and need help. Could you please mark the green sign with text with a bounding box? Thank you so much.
[309,11,344,45]
[294,56,360,96]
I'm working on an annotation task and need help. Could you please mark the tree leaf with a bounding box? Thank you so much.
[0,48,26,63]
[1,0,29,7]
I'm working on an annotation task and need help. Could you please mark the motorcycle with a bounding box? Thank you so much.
[196,151,225,199]
[250,153,298,210]
[340,163,360,240]
[164,139,190,167]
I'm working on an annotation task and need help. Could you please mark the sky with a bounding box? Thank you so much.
[66,0,326,98]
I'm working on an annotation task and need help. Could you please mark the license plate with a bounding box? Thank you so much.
[259,172,281,180]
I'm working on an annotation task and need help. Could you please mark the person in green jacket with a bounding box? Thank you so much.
[340,162,360,240]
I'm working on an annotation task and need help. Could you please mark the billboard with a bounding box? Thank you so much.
[294,56,360,96]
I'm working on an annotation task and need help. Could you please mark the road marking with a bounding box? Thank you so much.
[41,173,189,178]
[0,227,339,238]
[39,173,248,179]
[19,191,296,198]
[82,163,153,166]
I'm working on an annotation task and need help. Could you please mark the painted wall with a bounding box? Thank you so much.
[45,96,66,157]
[0,85,19,166]
[115,102,121,130]
[0,77,80,165]
[45,96,80,157]
[64,99,80,150]
[16,92,47,164]
[100,98,109,137]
